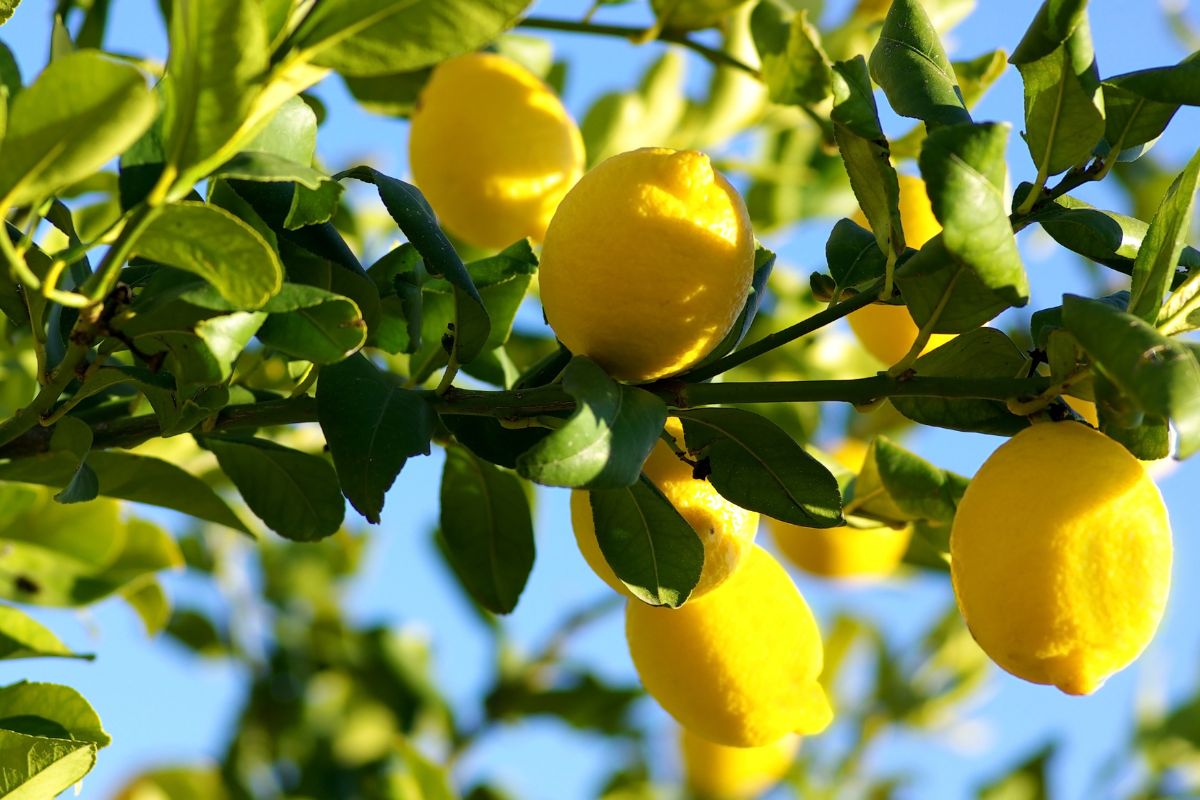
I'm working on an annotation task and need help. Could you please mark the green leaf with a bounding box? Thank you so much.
[677,407,842,527]
[47,417,98,505]
[316,353,434,523]
[73,517,184,605]
[343,68,430,117]
[0,728,96,799]
[0,1,19,26]
[1130,147,1200,325]
[1101,55,1200,159]
[131,202,283,309]
[825,218,889,294]
[853,437,969,525]
[256,285,366,364]
[751,3,832,106]
[0,606,86,660]
[891,329,1032,435]
[297,0,531,77]
[978,745,1052,800]
[896,238,1014,334]
[441,415,549,470]
[240,95,317,164]
[212,151,334,191]
[161,0,268,189]
[0,682,109,746]
[397,735,457,800]
[121,578,172,637]
[1063,294,1200,458]
[588,476,703,607]
[0,50,157,209]
[337,166,490,364]
[1093,372,1171,461]
[1012,7,1104,179]
[203,436,345,541]
[137,311,266,387]
[113,766,229,800]
[0,450,248,533]
[515,357,666,489]
[439,445,535,614]
[580,50,686,167]
[868,0,970,127]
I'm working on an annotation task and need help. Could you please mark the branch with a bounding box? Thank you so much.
[516,15,762,79]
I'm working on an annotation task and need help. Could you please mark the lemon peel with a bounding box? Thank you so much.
[680,728,799,800]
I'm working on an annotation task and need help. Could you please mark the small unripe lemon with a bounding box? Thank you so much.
[626,546,833,746]
[847,175,954,365]
[540,147,756,382]
[651,0,753,30]
[573,419,758,599]
[409,52,585,249]
[680,728,799,799]
[951,421,1172,695]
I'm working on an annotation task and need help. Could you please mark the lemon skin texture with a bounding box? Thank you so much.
[651,0,753,30]
[680,728,800,800]
[539,147,756,383]
[847,174,954,365]
[626,546,833,746]
[573,420,758,599]
[950,421,1172,696]
[409,52,585,250]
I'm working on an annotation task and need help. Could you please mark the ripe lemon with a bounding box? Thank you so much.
[408,52,585,249]
[539,147,756,382]
[769,439,912,579]
[847,174,954,365]
[680,728,799,800]
[1064,396,1099,426]
[950,421,1172,695]
[573,419,758,599]
[626,546,833,746]
[651,0,753,30]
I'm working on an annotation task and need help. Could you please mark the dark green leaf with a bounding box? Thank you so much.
[515,357,666,489]
[1063,294,1200,457]
[317,353,434,523]
[588,477,703,607]
[343,69,430,117]
[0,1,18,26]
[0,50,156,209]
[868,0,969,127]
[439,445,535,614]
[46,417,97,504]
[441,415,549,470]
[255,285,366,364]
[825,218,889,293]
[678,407,842,527]
[1009,0,1088,64]
[202,436,345,541]
[853,436,969,524]
[1101,55,1200,159]
[485,670,639,734]
[1130,147,1200,325]
[892,328,1032,435]
[0,682,108,746]
[131,202,283,309]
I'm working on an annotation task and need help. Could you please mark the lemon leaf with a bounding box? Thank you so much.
[438,444,534,614]
[0,607,88,661]
[868,0,970,128]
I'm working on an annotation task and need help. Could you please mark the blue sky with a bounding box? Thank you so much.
[3,1,1200,798]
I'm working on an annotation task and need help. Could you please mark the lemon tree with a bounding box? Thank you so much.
[0,0,1199,797]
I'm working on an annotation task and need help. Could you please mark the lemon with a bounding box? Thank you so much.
[626,545,833,746]
[1064,396,1099,426]
[847,174,954,365]
[539,147,756,382]
[680,728,800,800]
[769,439,912,579]
[573,419,758,599]
[950,421,1172,695]
[408,52,585,249]
[651,0,753,30]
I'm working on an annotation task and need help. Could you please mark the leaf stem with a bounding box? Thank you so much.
[516,15,762,79]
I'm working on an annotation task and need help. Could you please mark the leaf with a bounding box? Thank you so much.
[681,245,775,375]
[0,682,110,746]
[343,68,430,117]
[0,50,157,209]
[1130,147,1200,325]
[203,436,345,541]
[137,311,266,387]
[853,437,969,525]
[439,445,535,614]
[255,285,366,364]
[73,517,184,606]
[241,95,318,163]
[978,745,1052,800]
[316,353,434,523]
[588,476,703,607]
[121,579,172,637]
[441,415,549,470]
[825,218,890,295]
[212,151,334,190]
[751,3,832,106]
[0,728,96,799]
[0,1,18,26]
[1101,55,1200,159]
[580,50,686,166]
[677,407,842,527]
[0,607,86,660]
[47,417,98,505]
[515,357,666,489]
[337,167,490,364]
[297,0,531,77]
[1063,294,1200,458]
[160,0,269,188]
[868,0,970,127]
[114,766,229,800]
[131,202,283,309]
[1012,6,1104,178]
[892,328,1032,435]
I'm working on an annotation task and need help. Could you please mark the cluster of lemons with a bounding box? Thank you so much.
[410,48,1174,798]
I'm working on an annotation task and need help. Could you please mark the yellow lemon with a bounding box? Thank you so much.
[651,0,753,30]
[626,546,833,746]
[409,52,585,249]
[1064,396,1099,426]
[680,728,800,800]
[573,419,758,599]
[847,175,954,365]
[950,421,1172,695]
[539,147,756,382]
